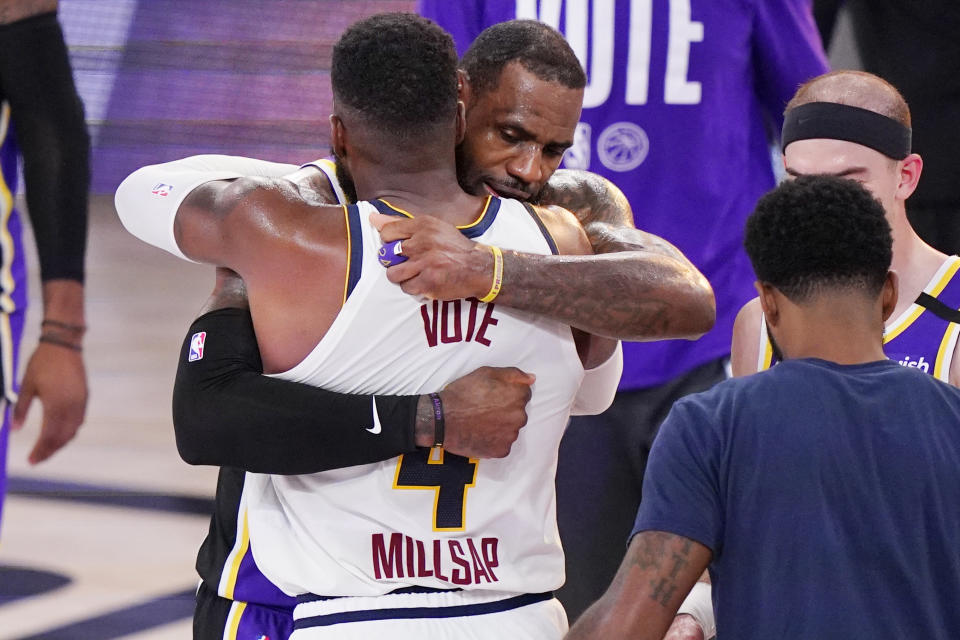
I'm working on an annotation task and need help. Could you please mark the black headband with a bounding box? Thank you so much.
[781,102,912,160]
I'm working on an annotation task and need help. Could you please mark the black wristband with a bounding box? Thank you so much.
[429,392,445,448]
[39,334,82,351]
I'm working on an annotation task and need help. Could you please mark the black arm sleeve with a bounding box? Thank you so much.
[173,308,419,474]
[0,11,89,282]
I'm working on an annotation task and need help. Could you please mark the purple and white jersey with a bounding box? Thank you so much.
[419,0,829,389]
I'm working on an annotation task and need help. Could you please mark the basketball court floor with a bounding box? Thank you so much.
[0,194,222,639]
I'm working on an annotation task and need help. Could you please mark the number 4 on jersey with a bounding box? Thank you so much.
[394,448,479,531]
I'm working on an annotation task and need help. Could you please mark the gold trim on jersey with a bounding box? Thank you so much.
[342,205,351,307]
[885,256,960,343]
[757,314,774,371]
[224,600,247,640]
[378,196,495,230]
[221,508,251,600]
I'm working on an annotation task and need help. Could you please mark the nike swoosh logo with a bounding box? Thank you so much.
[366,396,382,434]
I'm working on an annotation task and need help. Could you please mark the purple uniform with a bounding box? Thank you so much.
[420,0,829,389]
[0,103,30,534]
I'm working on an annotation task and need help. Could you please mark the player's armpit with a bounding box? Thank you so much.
[566,531,711,640]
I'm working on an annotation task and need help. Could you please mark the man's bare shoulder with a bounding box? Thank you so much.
[540,169,635,228]
[529,203,592,256]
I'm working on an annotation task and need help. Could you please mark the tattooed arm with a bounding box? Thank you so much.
[374,169,714,341]
[501,169,714,341]
[566,531,712,640]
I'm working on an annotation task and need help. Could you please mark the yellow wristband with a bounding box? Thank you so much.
[479,245,503,303]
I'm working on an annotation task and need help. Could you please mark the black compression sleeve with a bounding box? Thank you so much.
[0,11,89,282]
[173,308,419,474]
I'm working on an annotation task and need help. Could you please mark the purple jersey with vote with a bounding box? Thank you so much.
[419,0,829,389]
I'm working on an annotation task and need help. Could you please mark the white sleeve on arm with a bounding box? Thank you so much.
[114,155,299,261]
[571,341,623,416]
[677,582,716,639]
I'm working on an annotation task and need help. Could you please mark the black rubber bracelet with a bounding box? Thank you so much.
[429,392,445,448]
[39,334,82,352]
[42,319,86,333]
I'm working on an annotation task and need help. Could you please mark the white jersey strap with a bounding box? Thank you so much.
[301,158,348,205]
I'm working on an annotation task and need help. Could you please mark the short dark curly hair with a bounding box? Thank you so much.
[744,175,892,303]
[461,20,586,96]
[331,13,458,138]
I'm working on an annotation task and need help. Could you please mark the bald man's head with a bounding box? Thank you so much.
[786,70,911,127]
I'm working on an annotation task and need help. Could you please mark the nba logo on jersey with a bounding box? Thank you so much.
[255,636,270,640]
[188,331,206,362]
[151,182,172,196]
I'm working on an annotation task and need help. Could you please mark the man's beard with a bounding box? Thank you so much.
[765,323,785,363]
[332,151,358,204]
[454,145,544,204]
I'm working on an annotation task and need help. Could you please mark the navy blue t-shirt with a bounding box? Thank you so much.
[634,358,960,638]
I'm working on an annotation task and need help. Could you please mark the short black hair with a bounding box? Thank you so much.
[461,20,586,95]
[331,13,458,138]
[744,175,892,303]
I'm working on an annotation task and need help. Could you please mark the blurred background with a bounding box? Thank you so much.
[0,0,914,637]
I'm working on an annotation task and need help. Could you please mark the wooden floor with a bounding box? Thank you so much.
[0,195,222,639]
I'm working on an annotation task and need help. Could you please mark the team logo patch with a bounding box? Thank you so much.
[151,182,173,197]
[188,331,206,362]
[597,122,649,172]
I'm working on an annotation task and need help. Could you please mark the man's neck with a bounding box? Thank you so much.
[890,205,950,320]
[352,164,484,227]
[777,298,888,365]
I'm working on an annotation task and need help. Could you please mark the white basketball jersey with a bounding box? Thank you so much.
[245,196,585,598]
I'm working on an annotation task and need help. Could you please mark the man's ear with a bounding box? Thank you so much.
[455,100,466,145]
[881,270,899,322]
[458,69,473,108]
[755,281,779,326]
[330,114,347,159]
[896,153,922,200]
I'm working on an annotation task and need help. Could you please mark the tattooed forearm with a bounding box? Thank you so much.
[630,532,698,609]
[497,250,713,341]
[524,170,715,339]
[566,532,709,640]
